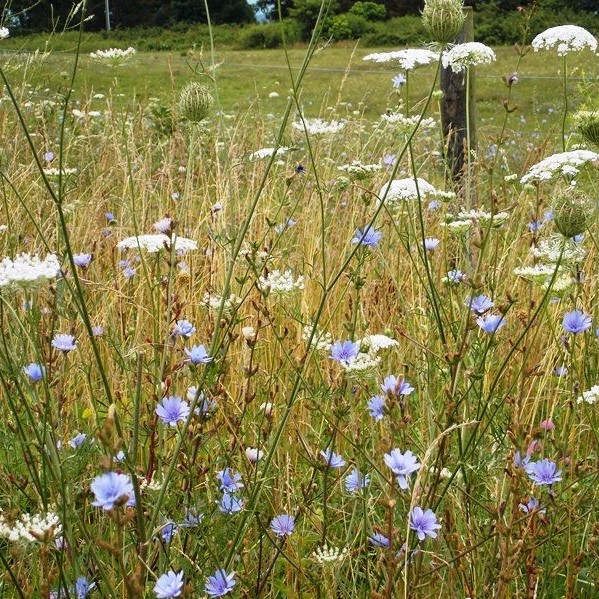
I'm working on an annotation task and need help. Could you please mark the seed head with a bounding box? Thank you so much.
[422,0,465,46]
[574,110,599,147]
[552,188,595,238]
[179,82,213,123]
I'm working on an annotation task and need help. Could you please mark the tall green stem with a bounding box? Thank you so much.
[562,55,568,152]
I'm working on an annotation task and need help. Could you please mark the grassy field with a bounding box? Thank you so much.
[0,16,598,599]
[1,41,595,124]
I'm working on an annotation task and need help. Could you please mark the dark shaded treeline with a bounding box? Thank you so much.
[6,0,598,32]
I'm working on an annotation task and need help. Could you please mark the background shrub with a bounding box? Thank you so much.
[348,1,387,22]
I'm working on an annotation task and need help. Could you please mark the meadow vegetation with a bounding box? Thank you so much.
[0,2,599,598]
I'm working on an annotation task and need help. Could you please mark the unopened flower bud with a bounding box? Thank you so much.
[422,0,465,46]
[179,82,213,123]
[260,402,274,417]
[245,447,263,463]
[242,326,257,344]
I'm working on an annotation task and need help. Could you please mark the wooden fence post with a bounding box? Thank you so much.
[440,7,475,203]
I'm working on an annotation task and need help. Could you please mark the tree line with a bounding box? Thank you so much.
[6,0,598,32]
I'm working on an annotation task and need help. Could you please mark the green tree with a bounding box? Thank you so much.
[289,0,339,37]
[254,0,295,20]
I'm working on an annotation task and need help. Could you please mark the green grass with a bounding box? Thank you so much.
[2,43,596,128]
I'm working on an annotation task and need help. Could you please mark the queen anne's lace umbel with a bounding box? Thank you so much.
[379,178,441,203]
[380,113,436,133]
[337,161,381,180]
[258,269,304,295]
[116,234,198,254]
[249,147,289,160]
[90,47,136,61]
[0,510,62,543]
[531,25,597,56]
[292,118,345,136]
[520,150,599,184]
[0,253,61,289]
[363,48,438,70]
[578,385,599,404]
[441,42,496,73]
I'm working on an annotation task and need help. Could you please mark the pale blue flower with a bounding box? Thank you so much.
[330,340,360,365]
[384,448,420,489]
[476,313,506,333]
[410,506,441,541]
[218,493,243,514]
[205,569,236,597]
[345,467,370,493]
[525,458,562,486]
[184,344,212,365]
[352,225,382,247]
[392,74,406,88]
[381,375,414,396]
[172,319,195,338]
[23,362,44,382]
[155,396,190,426]
[563,310,592,334]
[367,395,386,421]
[465,294,494,314]
[368,532,390,548]
[270,514,295,537]
[154,570,184,598]
[68,433,87,449]
[73,253,93,268]
[321,448,346,468]
[52,333,77,352]
[424,237,440,251]
[159,520,178,543]
[90,472,135,510]
[216,468,244,493]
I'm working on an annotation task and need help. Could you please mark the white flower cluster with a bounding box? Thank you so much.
[0,253,61,289]
[379,178,449,208]
[312,543,348,565]
[340,352,381,374]
[363,50,405,63]
[239,244,270,263]
[43,167,78,177]
[0,28,9,39]
[577,385,599,405]
[520,150,599,184]
[202,292,241,313]
[532,25,597,56]
[442,42,496,73]
[89,47,136,62]
[359,334,399,352]
[72,109,102,121]
[302,324,334,352]
[337,160,381,180]
[341,334,399,377]
[380,113,436,134]
[0,510,62,543]
[292,118,345,136]
[363,48,438,70]
[443,209,509,232]
[138,473,163,492]
[513,264,560,283]
[530,237,587,264]
[259,269,304,295]
[117,234,197,254]
[248,147,290,161]
[541,274,573,294]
